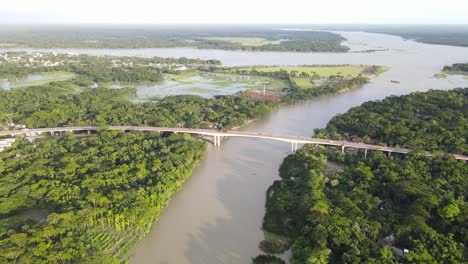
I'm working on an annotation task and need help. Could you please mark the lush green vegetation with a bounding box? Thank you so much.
[443,63,468,74]
[200,65,374,97]
[257,88,468,263]
[0,83,276,130]
[433,73,447,79]
[314,88,468,155]
[263,146,467,263]
[286,75,369,99]
[0,25,349,52]
[0,130,206,263]
[239,65,377,78]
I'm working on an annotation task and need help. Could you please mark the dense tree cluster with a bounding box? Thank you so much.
[285,75,369,100]
[0,131,206,263]
[69,64,162,83]
[257,88,467,263]
[443,63,468,73]
[263,146,467,263]
[314,88,468,155]
[0,82,276,130]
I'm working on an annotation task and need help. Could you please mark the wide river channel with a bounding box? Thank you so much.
[4,31,468,263]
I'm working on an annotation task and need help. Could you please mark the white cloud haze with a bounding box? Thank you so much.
[1,0,467,24]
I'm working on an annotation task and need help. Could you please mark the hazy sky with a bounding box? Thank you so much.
[1,0,468,24]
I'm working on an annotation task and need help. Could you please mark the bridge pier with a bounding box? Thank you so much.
[213,135,221,147]
[291,142,298,153]
[341,145,345,153]
[364,148,368,158]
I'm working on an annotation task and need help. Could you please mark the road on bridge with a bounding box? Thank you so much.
[1,126,467,161]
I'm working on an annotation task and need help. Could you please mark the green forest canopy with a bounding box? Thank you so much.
[260,88,468,263]
[314,88,468,155]
[0,131,206,263]
[0,25,349,52]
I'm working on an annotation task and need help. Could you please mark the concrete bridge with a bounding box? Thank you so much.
[1,126,467,161]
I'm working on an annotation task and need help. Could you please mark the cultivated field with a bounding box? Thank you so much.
[204,37,275,46]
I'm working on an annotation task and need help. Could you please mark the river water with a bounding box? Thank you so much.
[4,31,468,263]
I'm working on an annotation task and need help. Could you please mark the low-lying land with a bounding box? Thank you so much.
[235,65,383,90]
[200,64,382,95]
[1,52,382,100]
[239,65,373,78]
[203,37,277,47]
[0,71,76,89]
[257,88,468,263]
[0,25,350,52]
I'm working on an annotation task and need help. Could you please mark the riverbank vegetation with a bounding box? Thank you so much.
[0,131,207,263]
[261,146,467,263]
[256,88,468,263]
[239,65,377,78]
[443,63,468,74]
[314,88,468,155]
[0,25,349,52]
[0,83,277,130]
[203,37,275,47]
[199,64,380,99]
[433,72,447,79]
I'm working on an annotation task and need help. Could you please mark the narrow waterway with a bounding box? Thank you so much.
[5,31,468,263]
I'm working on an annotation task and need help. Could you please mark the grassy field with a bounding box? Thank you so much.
[434,73,448,79]
[10,71,77,88]
[242,65,373,78]
[204,37,274,47]
[169,72,290,90]
[163,71,198,81]
[290,77,315,89]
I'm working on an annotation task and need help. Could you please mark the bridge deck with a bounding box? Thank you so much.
[0,126,467,161]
